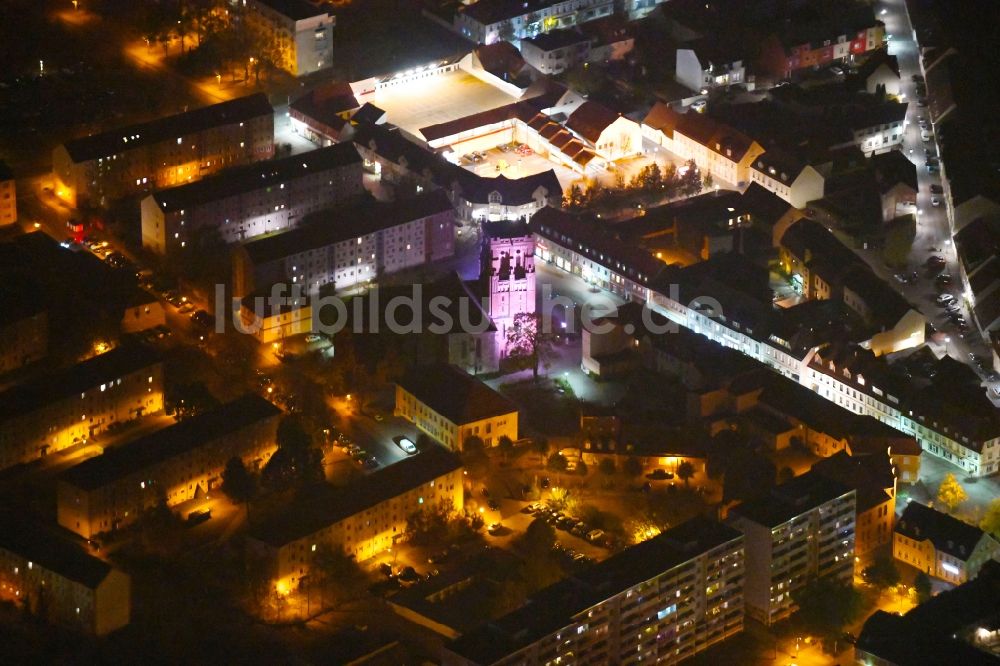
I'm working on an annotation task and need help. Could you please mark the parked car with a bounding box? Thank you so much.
[394,436,417,455]
[190,309,213,328]
[927,164,939,174]
[931,196,941,206]
[305,334,322,343]
[935,293,956,305]
[488,522,503,535]
[645,469,674,480]
[586,529,605,543]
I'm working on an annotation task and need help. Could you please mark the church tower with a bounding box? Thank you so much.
[482,221,536,356]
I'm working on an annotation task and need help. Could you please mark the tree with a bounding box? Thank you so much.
[546,486,572,512]
[863,553,901,590]
[462,435,489,477]
[676,461,695,487]
[792,578,864,642]
[546,453,568,475]
[261,415,324,491]
[680,160,703,196]
[598,458,616,476]
[532,437,550,462]
[622,457,644,478]
[519,517,556,556]
[311,543,364,609]
[703,172,714,190]
[914,571,932,603]
[576,459,589,477]
[221,456,257,521]
[980,498,1000,539]
[505,312,554,380]
[498,435,514,463]
[937,472,967,512]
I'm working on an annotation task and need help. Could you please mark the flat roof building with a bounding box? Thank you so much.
[442,516,745,665]
[245,0,335,77]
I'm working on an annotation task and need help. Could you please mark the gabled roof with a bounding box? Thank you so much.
[453,169,562,207]
[62,94,273,163]
[397,364,517,425]
[351,103,386,126]
[870,150,918,193]
[289,83,358,134]
[896,501,989,562]
[151,143,361,213]
[474,41,528,80]
[566,101,621,143]
[419,100,536,143]
[0,512,115,589]
[811,450,893,513]
[59,395,281,491]
[857,48,900,80]
[642,102,682,138]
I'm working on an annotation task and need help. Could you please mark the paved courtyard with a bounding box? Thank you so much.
[368,71,518,138]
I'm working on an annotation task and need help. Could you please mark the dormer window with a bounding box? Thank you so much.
[856,374,865,386]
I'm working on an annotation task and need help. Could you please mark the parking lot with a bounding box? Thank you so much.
[368,70,519,138]
[460,143,580,190]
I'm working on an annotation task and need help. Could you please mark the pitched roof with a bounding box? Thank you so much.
[856,48,900,80]
[0,344,160,424]
[566,101,620,143]
[454,169,562,207]
[419,101,535,143]
[242,190,454,264]
[642,102,682,138]
[397,364,517,425]
[289,83,358,134]
[250,446,463,547]
[151,143,361,213]
[0,512,114,588]
[870,150,918,193]
[474,41,528,80]
[62,94,273,163]
[59,395,281,491]
[896,501,989,562]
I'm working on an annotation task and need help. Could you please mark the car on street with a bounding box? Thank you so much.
[935,293,956,305]
[305,334,322,343]
[931,196,941,206]
[178,302,195,314]
[927,164,939,173]
[930,184,944,194]
[921,129,932,141]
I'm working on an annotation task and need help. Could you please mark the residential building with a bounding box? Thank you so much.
[0,345,163,471]
[519,29,590,75]
[675,40,747,93]
[0,289,48,376]
[640,103,764,187]
[953,197,1000,333]
[453,0,614,46]
[727,471,856,625]
[141,142,364,254]
[578,16,634,63]
[57,395,281,539]
[0,514,130,635]
[238,291,313,344]
[119,288,166,334]
[53,94,274,208]
[565,101,642,162]
[245,0,335,77]
[750,150,825,208]
[871,149,918,221]
[442,516,744,665]
[247,446,463,591]
[894,502,1000,585]
[232,190,455,297]
[856,48,901,96]
[0,160,16,225]
[856,560,1000,666]
[395,364,518,451]
[812,451,895,556]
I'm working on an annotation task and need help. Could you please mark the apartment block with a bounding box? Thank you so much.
[141,142,364,254]
[53,94,274,208]
[519,29,590,75]
[232,190,455,296]
[0,289,48,376]
[453,0,614,46]
[0,160,16,225]
[0,514,130,635]
[727,471,856,625]
[894,501,1000,585]
[0,345,163,471]
[442,516,744,665]
[811,451,895,556]
[247,446,463,591]
[57,395,281,539]
[395,364,518,451]
[245,0,335,77]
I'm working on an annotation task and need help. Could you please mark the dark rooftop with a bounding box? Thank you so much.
[397,364,517,425]
[250,446,463,546]
[59,395,280,491]
[566,101,621,144]
[0,344,160,424]
[63,94,273,163]
[0,512,114,588]
[151,143,361,213]
[729,469,853,528]
[445,516,742,664]
[896,501,989,562]
[254,0,330,21]
[522,29,589,52]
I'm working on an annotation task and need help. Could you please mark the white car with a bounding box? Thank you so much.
[395,436,418,455]
[931,196,941,207]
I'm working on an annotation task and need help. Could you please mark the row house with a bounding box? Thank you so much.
[141,142,364,254]
[453,0,613,46]
[0,515,130,635]
[443,517,744,665]
[232,190,456,297]
[57,395,281,539]
[0,345,163,471]
[247,446,463,591]
[53,94,274,208]
[758,12,885,79]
